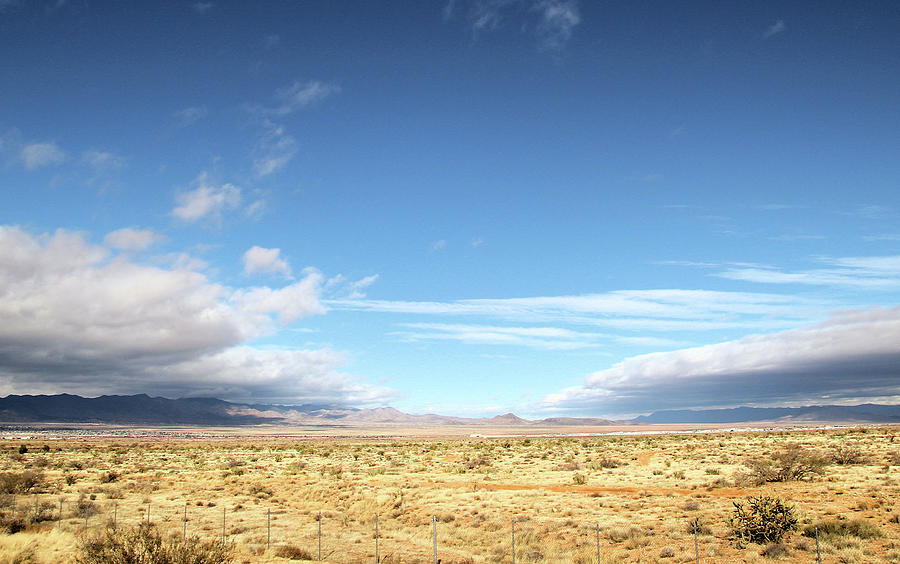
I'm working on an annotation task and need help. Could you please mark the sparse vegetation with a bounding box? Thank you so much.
[0,427,895,562]
[803,519,882,541]
[77,523,233,563]
[739,445,829,484]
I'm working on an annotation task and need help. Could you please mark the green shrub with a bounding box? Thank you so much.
[731,495,798,544]
[803,519,881,541]
[77,523,233,563]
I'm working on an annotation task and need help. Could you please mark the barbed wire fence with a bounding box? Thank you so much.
[0,492,777,563]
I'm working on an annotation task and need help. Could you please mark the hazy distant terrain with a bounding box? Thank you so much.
[2,394,899,426]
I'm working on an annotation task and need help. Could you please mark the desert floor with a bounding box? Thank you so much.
[0,424,898,563]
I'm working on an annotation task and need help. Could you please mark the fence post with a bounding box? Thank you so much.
[34,494,38,520]
[222,506,226,546]
[147,502,151,524]
[375,513,379,563]
[511,518,516,564]
[596,522,600,564]
[693,520,699,564]
[113,502,117,530]
[183,504,187,540]
[58,499,63,531]
[267,508,271,552]
[318,511,322,561]
[815,527,821,563]
[84,506,88,530]
[432,515,437,564]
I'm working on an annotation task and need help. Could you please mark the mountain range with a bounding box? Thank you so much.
[1,394,899,426]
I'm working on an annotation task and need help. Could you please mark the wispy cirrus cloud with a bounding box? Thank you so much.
[534,0,580,51]
[763,19,786,39]
[270,80,340,117]
[448,0,581,51]
[252,121,297,177]
[392,322,687,351]
[173,105,208,127]
[544,307,900,417]
[82,150,126,172]
[20,142,66,170]
[717,254,900,289]
[330,289,823,333]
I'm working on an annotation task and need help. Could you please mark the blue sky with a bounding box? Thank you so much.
[2,1,899,418]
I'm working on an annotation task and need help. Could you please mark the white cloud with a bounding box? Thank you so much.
[456,0,580,50]
[430,239,447,252]
[272,80,340,116]
[763,19,786,39]
[253,121,297,177]
[534,0,580,51]
[172,173,241,222]
[173,106,208,126]
[346,274,379,299]
[243,246,291,277]
[544,307,900,416]
[103,228,161,251]
[231,270,326,325]
[394,322,608,350]
[245,199,267,220]
[717,254,900,289]
[0,226,383,405]
[192,2,213,13]
[21,142,66,170]
[330,289,822,332]
[82,150,126,171]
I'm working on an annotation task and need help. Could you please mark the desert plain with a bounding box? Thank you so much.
[0,423,898,563]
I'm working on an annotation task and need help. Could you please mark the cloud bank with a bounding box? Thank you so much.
[544,307,900,416]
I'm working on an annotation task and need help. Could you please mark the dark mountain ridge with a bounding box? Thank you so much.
[1,394,899,426]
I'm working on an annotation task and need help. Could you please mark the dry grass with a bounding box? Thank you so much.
[0,426,897,562]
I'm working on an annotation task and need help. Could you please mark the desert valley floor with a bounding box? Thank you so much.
[0,423,898,563]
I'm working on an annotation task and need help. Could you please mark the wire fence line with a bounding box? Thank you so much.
[1,493,826,563]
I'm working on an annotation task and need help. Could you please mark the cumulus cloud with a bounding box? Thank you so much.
[231,271,326,325]
[172,174,241,222]
[243,246,291,276]
[0,226,384,405]
[544,307,900,416]
[21,142,66,170]
[103,227,161,251]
